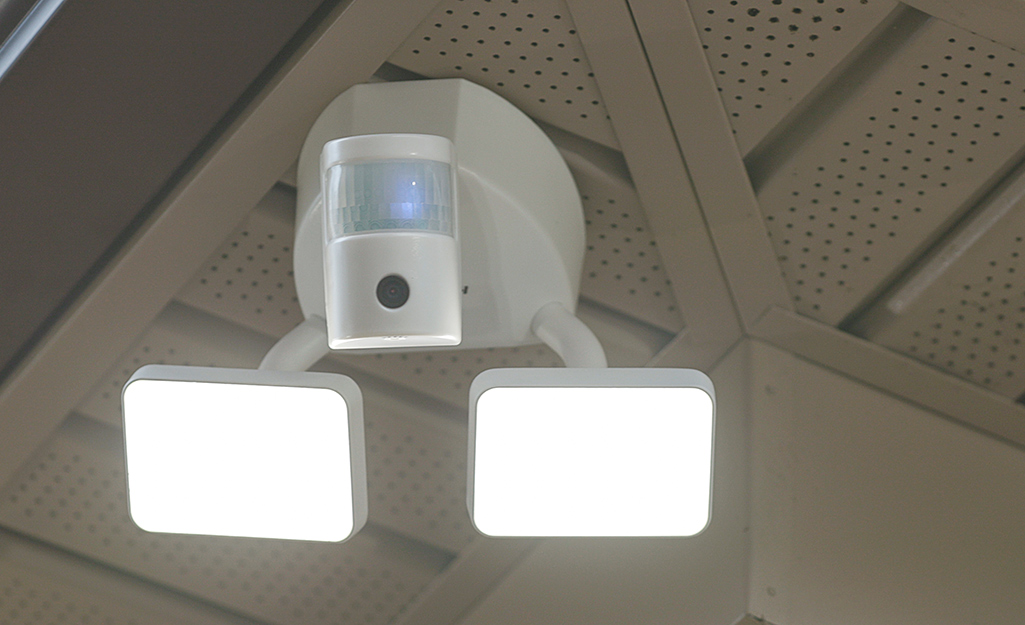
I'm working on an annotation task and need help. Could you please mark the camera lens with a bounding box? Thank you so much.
[376,275,410,309]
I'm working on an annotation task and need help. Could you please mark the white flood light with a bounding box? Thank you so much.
[122,365,367,542]
[468,368,715,537]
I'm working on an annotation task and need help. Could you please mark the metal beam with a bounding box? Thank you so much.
[627,0,794,328]
[750,306,1025,449]
[566,0,743,368]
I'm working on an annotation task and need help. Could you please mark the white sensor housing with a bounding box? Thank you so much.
[294,79,586,352]
[320,133,460,349]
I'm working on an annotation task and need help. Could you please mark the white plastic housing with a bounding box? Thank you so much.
[320,134,460,349]
[324,232,460,348]
[122,365,367,542]
[467,368,716,537]
[295,79,585,351]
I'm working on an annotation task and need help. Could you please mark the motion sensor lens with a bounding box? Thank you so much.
[376,275,410,309]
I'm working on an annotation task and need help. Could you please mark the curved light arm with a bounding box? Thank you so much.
[259,316,330,371]
[530,302,607,368]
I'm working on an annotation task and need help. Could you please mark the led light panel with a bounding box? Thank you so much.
[468,368,715,537]
[122,365,366,542]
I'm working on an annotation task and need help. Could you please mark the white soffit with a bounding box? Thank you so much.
[176,185,305,339]
[387,0,619,150]
[0,563,172,625]
[756,18,1025,325]
[76,304,270,428]
[0,416,451,625]
[859,189,1025,398]
[688,0,897,155]
[749,341,1025,623]
[576,159,684,333]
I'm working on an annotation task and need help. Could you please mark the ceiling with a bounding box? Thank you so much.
[1,0,1025,624]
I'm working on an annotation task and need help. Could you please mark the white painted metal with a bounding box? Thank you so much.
[687,0,897,155]
[387,0,619,150]
[0,416,451,625]
[757,18,1025,324]
[750,306,1025,447]
[0,563,190,625]
[903,0,1025,54]
[858,164,1025,397]
[628,0,795,328]
[77,304,272,428]
[177,185,305,338]
[0,529,255,625]
[749,340,1025,624]
[573,153,684,332]
[568,0,744,367]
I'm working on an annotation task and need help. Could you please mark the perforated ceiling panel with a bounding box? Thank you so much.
[688,0,897,155]
[0,417,451,625]
[387,0,618,149]
[0,564,148,625]
[757,18,1025,325]
[862,201,1025,398]
[76,305,271,428]
[576,166,684,333]
[176,186,304,339]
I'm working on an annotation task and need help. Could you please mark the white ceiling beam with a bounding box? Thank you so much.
[0,0,443,487]
[566,0,743,369]
[627,0,794,328]
[749,305,1025,449]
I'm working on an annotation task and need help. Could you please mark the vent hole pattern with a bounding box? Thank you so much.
[177,209,303,338]
[577,172,683,332]
[0,568,144,625]
[688,0,896,154]
[0,433,448,625]
[881,235,1025,397]
[76,321,264,427]
[388,0,619,149]
[334,345,562,408]
[758,22,1025,324]
[363,410,474,552]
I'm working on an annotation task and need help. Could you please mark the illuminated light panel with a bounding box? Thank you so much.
[122,365,366,542]
[468,368,714,537]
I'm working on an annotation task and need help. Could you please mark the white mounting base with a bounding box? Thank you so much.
[293,79,586,352]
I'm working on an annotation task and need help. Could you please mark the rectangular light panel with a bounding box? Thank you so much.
[468,368,715,537]
[122,365,366,542]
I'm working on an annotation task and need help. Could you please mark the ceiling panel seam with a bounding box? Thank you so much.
[0,0,444,489]
[744,4,930,193]
[749,305,1025,450]
[565,0,743,367]
[627,0,794,330]
[902,0,1025,54]
[839,142,1025,333]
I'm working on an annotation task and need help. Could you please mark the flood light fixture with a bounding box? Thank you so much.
[122,365,367,543]
[467,367,715,537]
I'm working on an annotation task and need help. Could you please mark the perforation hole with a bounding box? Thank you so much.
[689,0,896,154]
[759,21,1025,324]
[388,0,618,149]
[0,428,449,625]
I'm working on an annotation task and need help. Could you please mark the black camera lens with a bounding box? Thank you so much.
[376,274,410,309]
